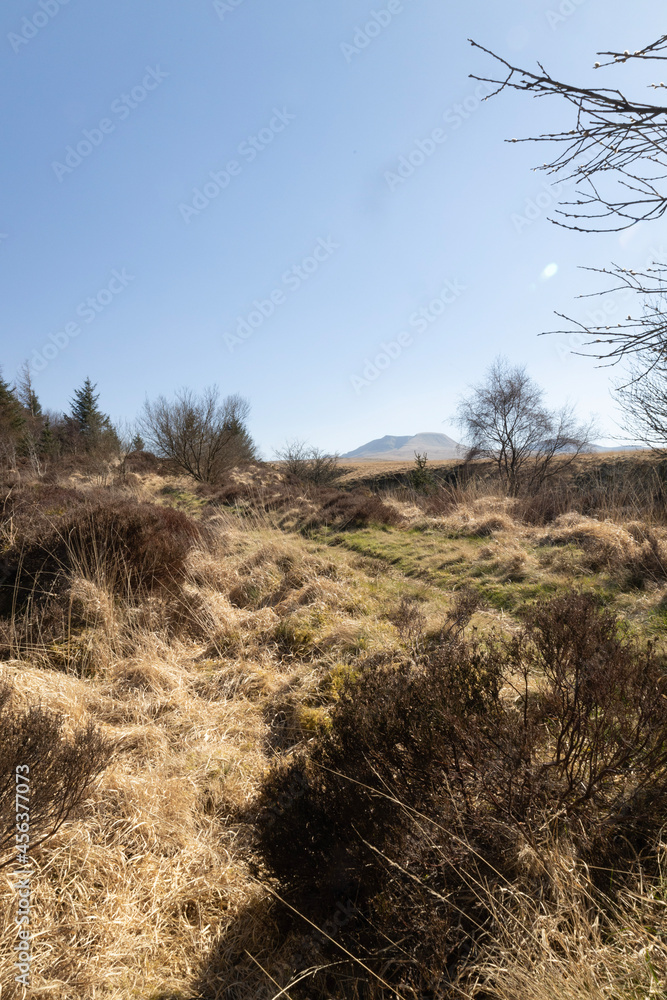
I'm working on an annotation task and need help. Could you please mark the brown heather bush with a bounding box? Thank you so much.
[1,495,203,616]
[303,488,403,530]
[0,684,113,868]
[200,472,404,532]
[0,482,88,535]
[201,475,299,518]
[252,592,667,997]
[119,448,163,474]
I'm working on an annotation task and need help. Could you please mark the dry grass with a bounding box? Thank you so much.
[0,480,414,997]
[0,467,666,997]
[538,512,667,586]
[464,842,667,1000]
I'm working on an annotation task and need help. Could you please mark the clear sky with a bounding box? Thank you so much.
[2,0,666,456]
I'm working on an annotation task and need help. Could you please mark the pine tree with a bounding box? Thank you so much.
[0,370,24,434]
[130,433,145,452]
[69,377,103,436]
[0,369,24,468]
[39,417,56,457]
[68,378,119,454]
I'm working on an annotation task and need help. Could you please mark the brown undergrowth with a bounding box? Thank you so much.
[0,466,665,998]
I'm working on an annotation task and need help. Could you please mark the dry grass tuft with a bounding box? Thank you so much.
[437,497,519,537]
[466,843,667,1000]
[539,512,667,584]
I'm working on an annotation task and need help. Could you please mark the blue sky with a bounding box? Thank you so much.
[2,0,666,456]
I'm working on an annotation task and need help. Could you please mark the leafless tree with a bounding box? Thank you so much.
[612,354,667,453]
[470,37,667,233]
[471,36,667,444]
[274,439,343,485]
[14,361,48,475]
[455,357,594,495]
[139,386,256,483]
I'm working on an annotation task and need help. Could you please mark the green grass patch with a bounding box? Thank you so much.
[319,527,628,615]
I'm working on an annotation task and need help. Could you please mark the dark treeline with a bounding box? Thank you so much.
[0,366,257,483]
[0,367,122,474]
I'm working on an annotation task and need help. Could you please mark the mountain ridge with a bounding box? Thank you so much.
[342,432,461,461]
[341,433,644,462]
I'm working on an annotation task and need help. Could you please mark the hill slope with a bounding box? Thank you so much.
[343,431,461,461]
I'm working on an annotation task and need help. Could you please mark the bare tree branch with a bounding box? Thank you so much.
[469,38,667,232]
[274,440,344,485]
[613,355,667,454]
[471,36,667,448]
[547,258,667,363]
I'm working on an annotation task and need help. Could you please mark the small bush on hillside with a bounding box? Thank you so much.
[275,440,345,486]
[140,387,256,484]
[305,489,403,530]
[120,449,163,474]
[252,593,667,995]
[0,684,113,868]
[410,451,435,493]
[1,496,203,616]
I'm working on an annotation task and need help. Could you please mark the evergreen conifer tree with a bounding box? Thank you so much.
[68,378,119,453]
[39,417,56,457]
[0,369,25,468]
[0,370,24,434]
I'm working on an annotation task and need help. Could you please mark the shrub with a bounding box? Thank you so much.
[275,440,344,485]
[139,387,256,484]
[511,594,667,832]
[0,482,87,532]
[305,489,403,530]
[2,496,203,616]
[0,684,113,868]
[120,449,162,474]
[252,593,667,995]
[411,451,435,493]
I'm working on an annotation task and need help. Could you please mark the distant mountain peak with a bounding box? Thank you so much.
[343,435,413,457]
[342,432,460,461]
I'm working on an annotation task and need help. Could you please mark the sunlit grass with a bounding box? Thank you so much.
[1,466,666,996]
